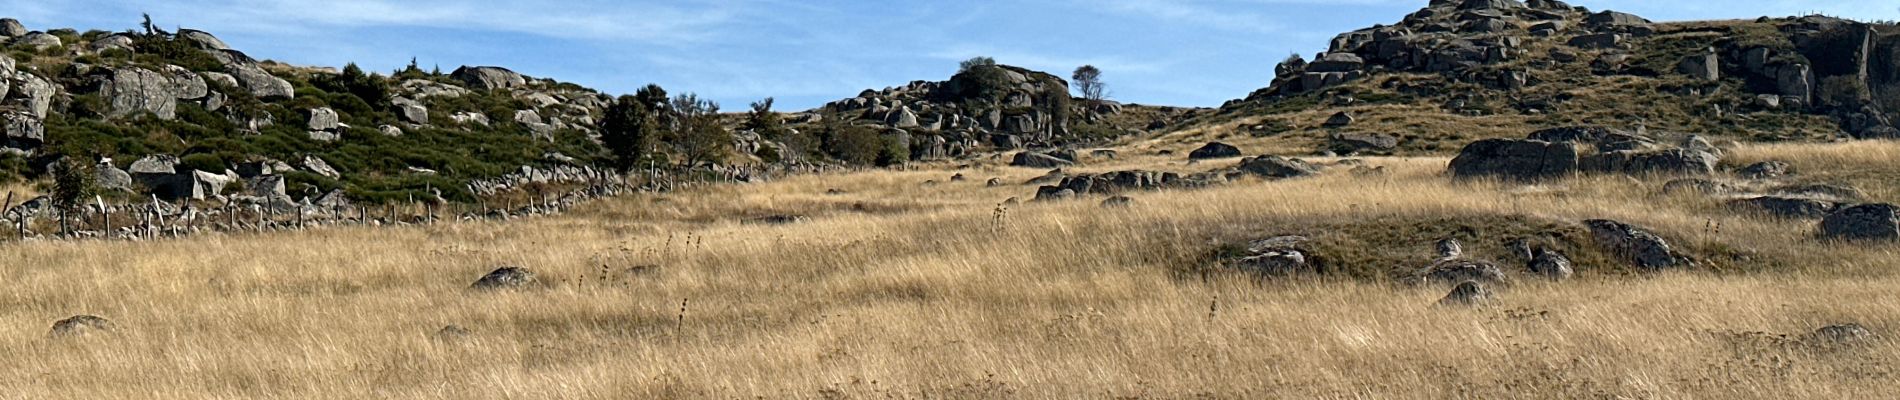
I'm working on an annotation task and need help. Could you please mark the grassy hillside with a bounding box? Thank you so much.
[3,139,1896,398]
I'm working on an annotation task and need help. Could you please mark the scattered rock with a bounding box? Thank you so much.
[470,267,537,290]
[1329,132,1399,153]
[1423,259,1507,286]
[1232,236,1315,276]
[432,325,473,342]
[1528,248,1574,280]
[1737,161,1791,179]
[1662,178,1734,195]
[1189,142,1243,160]
[1585,219,1686,270]
[1805,323,1876,345]
[1820,204,1899,242]
[48,315,114,338]
[1323,111,1355,127]
[307,107,340,131]
[1438,281,1495,306]
[1236,156,1319,179]
[1100,196,1135,208]
[1033,187,1077,202]
[302,156,340,179]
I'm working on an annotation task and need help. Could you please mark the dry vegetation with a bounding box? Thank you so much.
[3,140,1899,398]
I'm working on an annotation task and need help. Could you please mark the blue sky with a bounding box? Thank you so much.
[5,0,1898,110]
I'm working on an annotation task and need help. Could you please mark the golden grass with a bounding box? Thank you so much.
[2,142,1897,398]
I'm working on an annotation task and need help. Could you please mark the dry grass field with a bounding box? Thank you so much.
[3,141,1899,398]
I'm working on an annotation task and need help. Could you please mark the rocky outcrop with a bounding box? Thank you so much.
[451,66,527,90]
[13,32,60,50]
[2,111,43,152]
[1011,151,1074,168]
[97,67,179,120]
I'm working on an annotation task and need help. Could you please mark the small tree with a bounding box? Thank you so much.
[600,94,658,172]
[49,158,96,232]
[671,93,731,166]
[1072,65,1106,103]
[820,122,883,166]
[745,97,787,139]
[959,56,997,72]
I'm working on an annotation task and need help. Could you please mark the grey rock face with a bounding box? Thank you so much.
[13,73,57,118]
[164,65,208,100]
[307,107,340,131]
[95,163,133,191]
[451,66,527,90]
[886,106,920,128]
[1586,219,1685,271]
[1189,142,1243,160]
[303,156,340,179]
[2,111,43,151]
[128,154,180,175]
[98,67,178,120]
[1677,51,1719,81]
[470,267,537,290]
[391,98,428,124]
[1821,203,1899,242]
[1448,139,1579,181]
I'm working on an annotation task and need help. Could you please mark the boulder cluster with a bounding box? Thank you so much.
[1449,126,1720,181]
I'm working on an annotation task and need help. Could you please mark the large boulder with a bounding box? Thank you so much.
[0,18,24,37]
[1438,281,1495,306]
[1585,11,1650,27]
[1329,132,1399,153]
[391,98,429,124]
[95,163,133,191]
[886,106,920,128]
[1820,204,1899,242]
[89,34,134,52]
[1189,142,1243,160]
[175,29,231,50]
[1528,248,1574,280]
[163,65,209,100]
[1448,139,1579,181]
[1586,219,1685,270]
[13,73,57,118]
[451,66,527,90]
[307,107,340,131]
[98,67,179,120]
[1677,51,1720,81]
[226,63,294,100]
[12,32,60,50]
